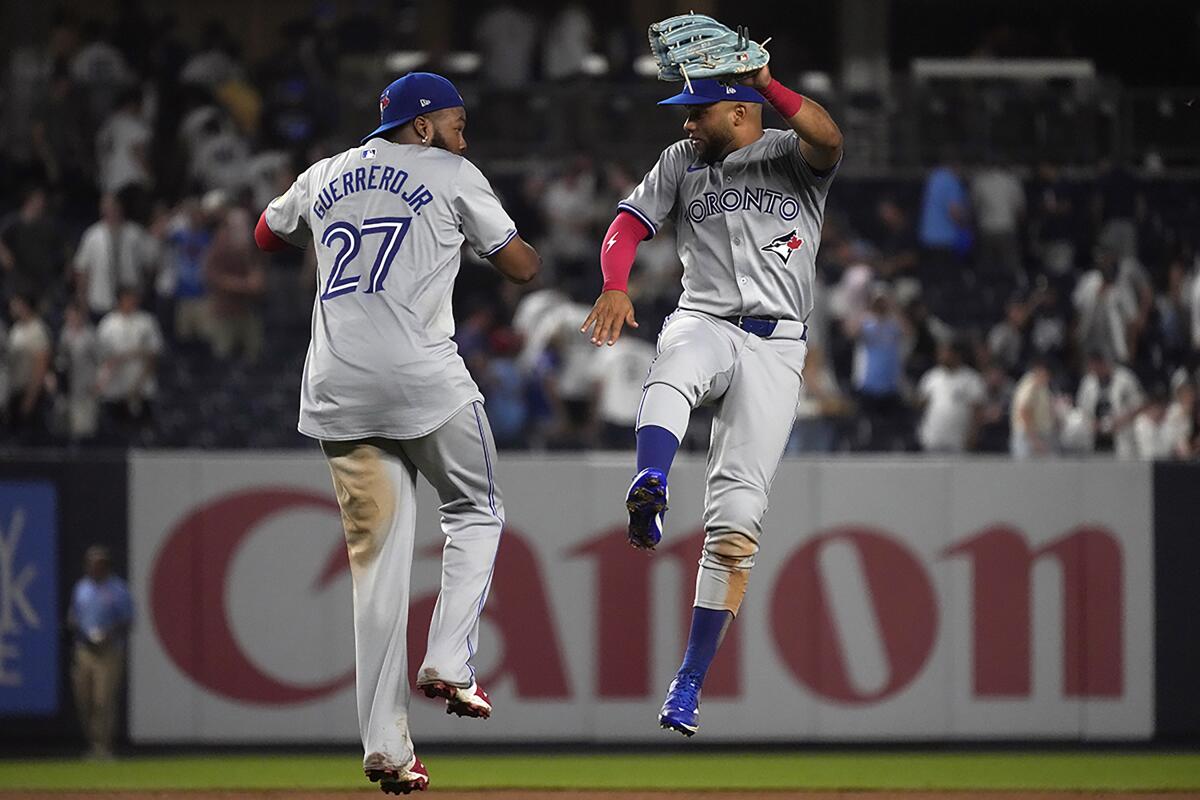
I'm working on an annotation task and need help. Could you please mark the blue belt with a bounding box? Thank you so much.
[722,315,805,339]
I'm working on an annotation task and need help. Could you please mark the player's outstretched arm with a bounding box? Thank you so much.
[255,210,291,252]
[487,235,541,284]
[741,63,843,171]
[580,211,649,346]
[581,290,638,347]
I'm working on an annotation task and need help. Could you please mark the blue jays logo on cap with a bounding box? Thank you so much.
[362,72,465,145]
[658,79,765,106]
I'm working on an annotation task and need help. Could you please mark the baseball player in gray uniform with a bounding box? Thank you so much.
[580,63,843,736]
[256,72,539,794]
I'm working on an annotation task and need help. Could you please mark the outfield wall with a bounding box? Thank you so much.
[3,452,1199,747]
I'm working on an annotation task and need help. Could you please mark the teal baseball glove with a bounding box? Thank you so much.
[648,13,770,89]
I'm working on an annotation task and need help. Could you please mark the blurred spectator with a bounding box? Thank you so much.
[96,287,162,443]
[1162,378,1196,460]
[970,160,1025,287]
[1075,351,1146,458]
[0,185,66,307]
[540,156,597,295]
[1010,359,1056,458]
[1027,282,1069,360]
[161,197,213,344]
[789,344,847,453]
[520,298,596,447]
[0,319,7,420]
[68,545,133,760]
[1073,247,1138,364]
[1156,259,1192,369]
[180,21,244,88]
[1029,163,1076,280]
[70,20,136,123]
[1132,390,1170,460]
[873,198,919,280]
[987,297,1029,375]
[829,261,874,329]
[95,88,151,195]
[1095,159,1140,260]
[56,302,100,443]
[848,287,909,450]
[917,156,969,300]
[475,329,528,449]
[31,69,94,203]
[543,5,594,81]
[475,2,538,89]
[188,112,253,194]
[902,297,949,382]
[976,363,1014,453]
[1190,256,1200,353]
[916,340,985,453]
[73,193,156,319]
[589,334,655,449]
[203,208,264,362]
[4,294,53,443]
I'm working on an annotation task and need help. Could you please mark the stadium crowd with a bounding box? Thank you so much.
[1,7,1198,457]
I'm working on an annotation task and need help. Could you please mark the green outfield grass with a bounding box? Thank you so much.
[2,751,1200,792]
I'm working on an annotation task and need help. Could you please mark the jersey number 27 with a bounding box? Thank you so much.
[320,217,413,300]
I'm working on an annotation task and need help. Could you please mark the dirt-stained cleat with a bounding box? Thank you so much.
[626,468,668,550]
[365,753,429,795]
[420,680,492,719]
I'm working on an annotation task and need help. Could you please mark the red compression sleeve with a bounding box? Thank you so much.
[760,78,804,118]
[600,211,651,293]
[254,210,289,252]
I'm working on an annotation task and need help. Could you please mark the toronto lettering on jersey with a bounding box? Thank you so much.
[685,185,802,224]
[312,166,435,220]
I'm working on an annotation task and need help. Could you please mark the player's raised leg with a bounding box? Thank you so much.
[628,312,739,549]
[659,334,806,736]
[322,440,428,792]
[405,401,504,719]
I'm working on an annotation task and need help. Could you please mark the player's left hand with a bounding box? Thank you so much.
[738,63,772,91]
[580,290,638,347]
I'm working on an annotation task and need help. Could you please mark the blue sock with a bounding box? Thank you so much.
[636,425,680,475]
[678,607,733,681]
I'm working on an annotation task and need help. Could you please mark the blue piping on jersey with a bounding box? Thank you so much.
[480,228,517,259]
[617,202,657,237]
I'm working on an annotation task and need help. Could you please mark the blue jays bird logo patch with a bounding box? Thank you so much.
[761,229,805,263]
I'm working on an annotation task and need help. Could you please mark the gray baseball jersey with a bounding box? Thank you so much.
[619,128,839,322]
[265,138,517,440]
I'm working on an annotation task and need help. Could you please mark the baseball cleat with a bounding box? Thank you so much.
[420,680,492,719]
[658,670,702,737]
[364,754,429,795]
[626,468,668,550]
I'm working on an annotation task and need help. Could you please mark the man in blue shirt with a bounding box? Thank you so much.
[68,545,133,758]
[848,289,911,450]
[918,157,971,314]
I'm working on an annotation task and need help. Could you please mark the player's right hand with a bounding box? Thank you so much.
[580,290,638,347]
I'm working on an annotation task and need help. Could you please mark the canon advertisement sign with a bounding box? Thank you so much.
[129,454,1153,742]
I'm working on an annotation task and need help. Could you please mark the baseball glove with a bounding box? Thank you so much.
[648,13,770,89]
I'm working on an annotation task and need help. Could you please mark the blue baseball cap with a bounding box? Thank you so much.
[658,79,764,106]
[362,72,465,144]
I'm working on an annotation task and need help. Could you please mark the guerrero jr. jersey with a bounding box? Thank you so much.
[265,138,517,440]
[619,128,839,322]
